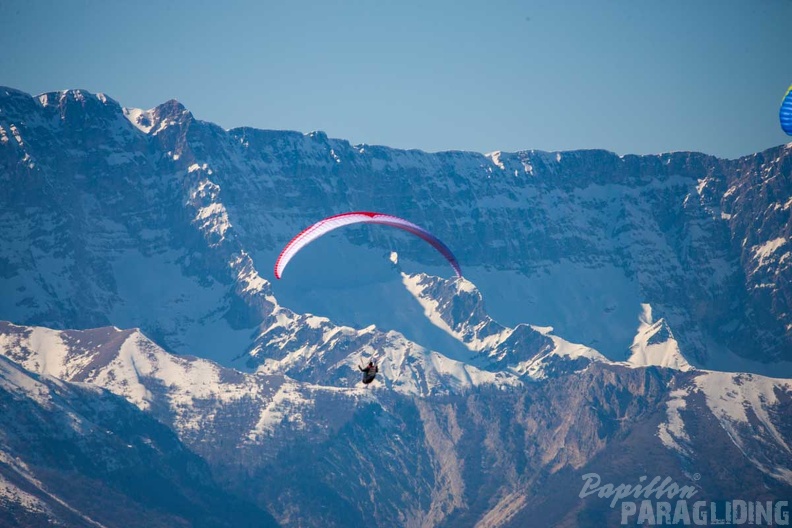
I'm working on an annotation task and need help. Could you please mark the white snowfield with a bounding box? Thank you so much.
[122,107,155,135]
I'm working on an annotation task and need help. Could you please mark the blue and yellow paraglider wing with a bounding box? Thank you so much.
[781,84,792,136]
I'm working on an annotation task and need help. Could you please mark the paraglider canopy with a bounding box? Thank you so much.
[274,211,463,279]
[781,84,792,136]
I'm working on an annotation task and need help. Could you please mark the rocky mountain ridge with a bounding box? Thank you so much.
[0,350,275,528]
[1,318,790,527]
[1,86,790,368]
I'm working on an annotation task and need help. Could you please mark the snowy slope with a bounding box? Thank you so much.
[658,369,792,486]
[0,321,368,446]
[627,303,693,370]
[2,319,792,527]
[0,354,275,527]
[400,271,609,378]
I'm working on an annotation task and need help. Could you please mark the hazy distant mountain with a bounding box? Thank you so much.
[0,86,791,526]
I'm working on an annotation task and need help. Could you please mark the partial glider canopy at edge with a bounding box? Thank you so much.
[274,212,463,279]
[781,83,792,136]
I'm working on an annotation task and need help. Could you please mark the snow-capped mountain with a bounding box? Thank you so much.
[1,85,791,526]
[1,272,791,526]
[0,352,275,527]
[1,86,790,369]
[1,321,791,527]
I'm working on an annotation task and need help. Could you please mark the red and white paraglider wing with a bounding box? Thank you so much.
[370,213,463,278]
[274,211,462,279]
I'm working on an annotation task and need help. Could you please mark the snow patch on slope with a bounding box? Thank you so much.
[657,387,692,456]
[486,151,505,170]
[401,273,513,354]
[752,237,788,270]
[8,124,23,146]
[247,379,314,441]
[694,371,792,484]
[122,107,155,134]
[189,177,232,246]
[694,372,790,450]
[0,325,311,440]
[537,327,608,362]
[402,271,610,380]
[627,304,693,371]
[231,251,271,296]
[0,356,54,408]
[0,473,51,516]
[89,331,153,409]
[515,326,608,379]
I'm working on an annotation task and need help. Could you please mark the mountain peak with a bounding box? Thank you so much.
[156,98,189,116]
[627,304,693,371]
[0,86,34,101]
[35,88,122,112]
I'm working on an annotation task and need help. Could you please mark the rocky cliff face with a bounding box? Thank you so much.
[1,86,790,366]
[1,86,791,527]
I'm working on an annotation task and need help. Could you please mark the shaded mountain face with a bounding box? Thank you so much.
[0,86,790,367]
[0,354,276,528]
[1,86,791,527]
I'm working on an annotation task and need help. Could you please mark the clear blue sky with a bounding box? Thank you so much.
[1,0,790,158]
